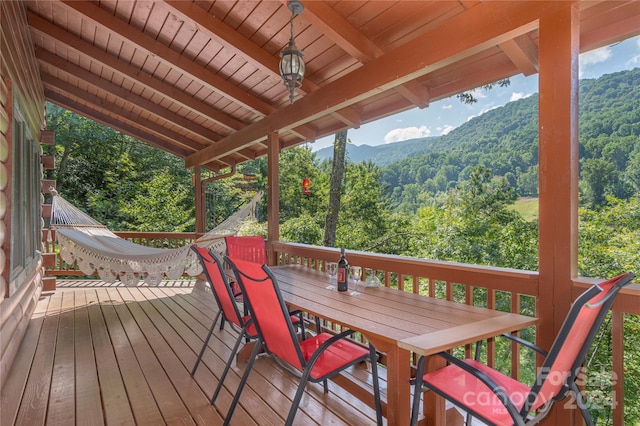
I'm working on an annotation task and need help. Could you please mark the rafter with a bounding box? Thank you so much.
[302,0,431,109]
[162,0,313,95]
[499,34,538,76]
[43,75,208,152]
[27,12,244,133]
[60,0,275,116]
[186,1,546,167]
[45,90,192,158]
[37,49,223,144]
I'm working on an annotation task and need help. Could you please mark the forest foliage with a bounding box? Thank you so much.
[47,68,639,424]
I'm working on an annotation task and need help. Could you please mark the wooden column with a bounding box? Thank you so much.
[194,166,205,234]
[267,132,280,265]
[537,3,580,424]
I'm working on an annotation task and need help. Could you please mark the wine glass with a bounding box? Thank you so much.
[349,266,362,294]
[326,262,338,287]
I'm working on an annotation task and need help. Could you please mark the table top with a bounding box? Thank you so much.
[270,265,538,350]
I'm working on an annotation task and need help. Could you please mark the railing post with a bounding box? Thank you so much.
[612,310,624,426]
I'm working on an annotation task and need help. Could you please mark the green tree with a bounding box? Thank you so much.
[120,170,195,232]
[581,158,618,207]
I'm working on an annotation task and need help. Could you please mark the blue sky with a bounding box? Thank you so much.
[310,35,640,151]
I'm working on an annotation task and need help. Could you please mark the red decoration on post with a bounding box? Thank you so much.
[302,177,311,194]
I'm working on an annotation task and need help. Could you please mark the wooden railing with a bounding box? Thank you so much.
[573,278,640,426]
[272,241,639,426]
[42,230,202,276]
[43,232,639,424]
[272,241,540,380]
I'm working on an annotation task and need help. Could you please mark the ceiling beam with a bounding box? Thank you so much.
[185,1,547,168]
[60,0,275,116]
[162,0,316,96]
[43,75,208,152]
[36,48,223,144]
[499,34,538,76]
[27,12,244,133]
[45,90,192,158]
[45,90,237,171]
[302,0,430,108]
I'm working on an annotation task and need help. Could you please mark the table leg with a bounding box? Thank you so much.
[385,345,411,426]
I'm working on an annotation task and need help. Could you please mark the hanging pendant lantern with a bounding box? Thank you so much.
[302,177,311,195]
[279,1,305,104]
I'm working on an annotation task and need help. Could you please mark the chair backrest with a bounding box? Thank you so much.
[225,256,305,370]
[192,245,244,329]
[528,272,635,411]
[225,235,267,264]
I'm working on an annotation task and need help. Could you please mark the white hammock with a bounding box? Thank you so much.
[50,189,262,286]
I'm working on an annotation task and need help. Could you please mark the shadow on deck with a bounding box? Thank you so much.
[1,281,389,425]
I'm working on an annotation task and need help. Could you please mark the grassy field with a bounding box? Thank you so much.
[509,197,539,221]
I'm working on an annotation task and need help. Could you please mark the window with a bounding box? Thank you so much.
[10,109,41,294]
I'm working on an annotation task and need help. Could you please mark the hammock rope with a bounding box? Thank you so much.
[50,189,262,286]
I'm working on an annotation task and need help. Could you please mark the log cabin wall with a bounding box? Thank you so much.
[0,0,47,382]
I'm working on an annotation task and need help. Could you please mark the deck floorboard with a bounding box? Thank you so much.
[1,282,384,425]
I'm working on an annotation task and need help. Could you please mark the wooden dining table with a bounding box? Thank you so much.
[269,264,538,426]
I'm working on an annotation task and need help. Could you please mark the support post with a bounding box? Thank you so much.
[194,166,205,234]
[537,3,580,424]
[267,132,280,265]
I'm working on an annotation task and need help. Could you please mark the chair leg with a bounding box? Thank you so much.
[370,345,383,426]
[191,310,222,376]
[211,325,249,404]
[222,338,263,426]
[410,355,428,426]
[285,367,315,426]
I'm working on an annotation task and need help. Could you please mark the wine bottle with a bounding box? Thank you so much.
[337,248,348,292]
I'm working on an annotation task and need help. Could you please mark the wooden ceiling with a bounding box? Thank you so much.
[26,1,640,171]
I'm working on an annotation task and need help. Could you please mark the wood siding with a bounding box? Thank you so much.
[0,0,46,385]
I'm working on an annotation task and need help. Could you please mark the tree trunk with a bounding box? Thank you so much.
[323,130,347,247]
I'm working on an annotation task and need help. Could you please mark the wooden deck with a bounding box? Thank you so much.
[0,280,385,425]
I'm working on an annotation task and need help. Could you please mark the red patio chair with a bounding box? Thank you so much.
[409,271,635,426]
[224,235,266,302]
[224,235,267,264]
[189,245,303,405]
[223,257,383,426]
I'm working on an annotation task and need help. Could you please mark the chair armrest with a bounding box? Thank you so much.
[500,333,548,357]
[306,329,358,366]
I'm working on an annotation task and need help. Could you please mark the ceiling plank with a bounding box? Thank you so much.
[162,0,313,96]
[302,0,432,109]
[302,0,382,62]
[60,0,275,116]
[499,35,538,76]
[185,1,546,167]
[36,48,223,144]
[43,75,207,152]
[580,2,640,50]
[27,11,244,133]
[45,90,192,158]
[45,90,238,171]
[162,0,329,142]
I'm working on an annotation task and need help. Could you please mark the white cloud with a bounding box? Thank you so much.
[439,125,455,135]
[442,104,453,110]
[466,104,500,122]
[467,88,487,100]
[384,125,431,143]
[580,46,613,70]
[510,92,533,102]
